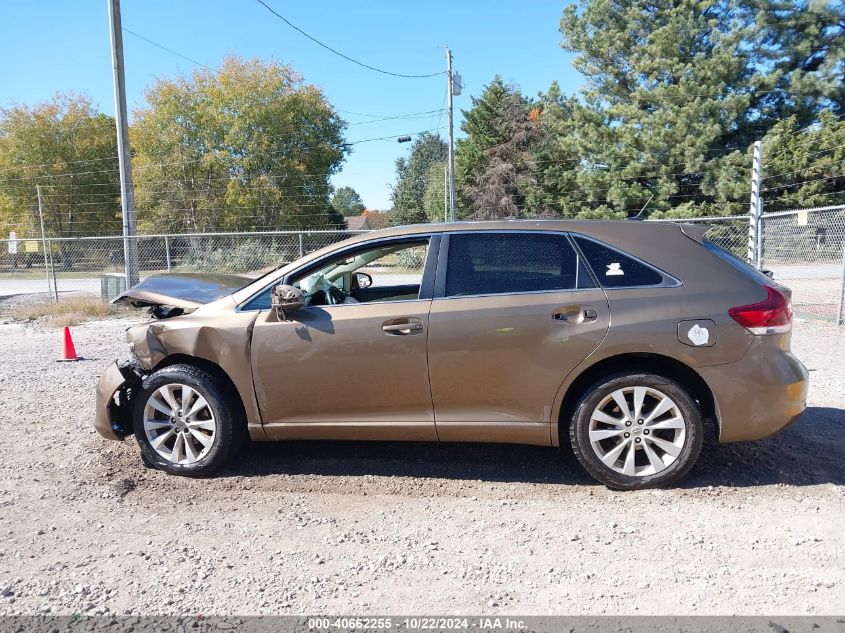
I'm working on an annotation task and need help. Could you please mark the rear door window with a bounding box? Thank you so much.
[444,232,594,297]
[572,235,667,288]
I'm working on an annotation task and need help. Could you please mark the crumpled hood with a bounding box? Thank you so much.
[113,273,251,309]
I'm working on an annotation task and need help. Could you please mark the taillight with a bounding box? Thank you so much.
[729,286,792,335]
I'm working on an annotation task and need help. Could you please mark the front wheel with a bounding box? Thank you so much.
[570,373,703,490]
[132,364,237,476]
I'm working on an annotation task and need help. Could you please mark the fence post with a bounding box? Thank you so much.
[837,239,845,326]
[47,238,59,302]
[164,235,172,272]
[298,233,304,258]
[36,185,54,303]
[747,140,763,265]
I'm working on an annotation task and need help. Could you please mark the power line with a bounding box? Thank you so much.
[347,110,446,126]
[2,102,835,185]
[0,127,446,184]
[764,188,845,203]
[339,107,445,121]
[254,0,443,79]
[764,140,845,164]
[1,155,119,172]
[762,155,845,182]
[756,13,845,27]
[122,27,214,70]
[762,171,845,192]
[622,84,845,100]
[0,109,454,176]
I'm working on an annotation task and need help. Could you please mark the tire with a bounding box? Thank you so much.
[569,372,703,490]
[132,364,239,477]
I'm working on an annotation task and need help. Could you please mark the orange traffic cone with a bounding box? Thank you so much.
[57,326,80,362]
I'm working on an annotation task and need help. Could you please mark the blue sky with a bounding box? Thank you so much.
[0,1,582,209]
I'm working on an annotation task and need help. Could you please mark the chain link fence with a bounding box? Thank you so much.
[0,230,366,300]
[650,215,751,258]
[759,206,845,323]
[1,209,843,324]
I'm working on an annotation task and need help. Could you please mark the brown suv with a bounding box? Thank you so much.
[94,221,808,489]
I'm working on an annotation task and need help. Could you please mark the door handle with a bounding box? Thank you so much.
[552,306,599,323]
[382,319,424,335]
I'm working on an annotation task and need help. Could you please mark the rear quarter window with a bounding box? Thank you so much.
[573,235,668,288]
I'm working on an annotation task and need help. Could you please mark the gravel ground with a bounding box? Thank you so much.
[0,316,842,616]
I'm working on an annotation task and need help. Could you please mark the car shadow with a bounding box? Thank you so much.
[226,437,596,486]
[220,406,844,488]
[683,405,845,488]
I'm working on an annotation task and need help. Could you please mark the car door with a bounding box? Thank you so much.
[249,236,439,442]
[427,231,610,444]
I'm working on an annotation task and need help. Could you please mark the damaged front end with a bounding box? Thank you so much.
[95,272,255,441]
[94,358,147,441]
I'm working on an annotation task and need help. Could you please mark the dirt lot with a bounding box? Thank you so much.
[0,314,842,616]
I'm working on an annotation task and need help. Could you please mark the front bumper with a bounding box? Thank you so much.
[700,344,809,443]
[94,361,139,441]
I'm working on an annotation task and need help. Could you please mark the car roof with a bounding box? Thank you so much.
[343,218,707,242]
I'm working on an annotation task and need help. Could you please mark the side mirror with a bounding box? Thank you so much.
[271,284,305,320]
[355,272,373,289]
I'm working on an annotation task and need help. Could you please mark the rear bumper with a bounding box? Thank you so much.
[94,361,137,441]
[700,344,808,443]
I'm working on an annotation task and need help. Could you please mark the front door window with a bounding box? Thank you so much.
[292,240,429,306]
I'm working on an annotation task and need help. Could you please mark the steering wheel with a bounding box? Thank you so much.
[326,284,347,305]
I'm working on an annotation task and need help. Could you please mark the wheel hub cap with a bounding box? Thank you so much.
[142,383,216,465]
[587,385,687,478]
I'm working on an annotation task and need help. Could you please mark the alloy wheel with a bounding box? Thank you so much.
[588,386,687,477]
[142,383,216,465]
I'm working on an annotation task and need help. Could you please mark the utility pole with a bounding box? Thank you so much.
[443,164,448,223]
[108,0,140,287]
[445,47,457,222]
[747,140,763,266]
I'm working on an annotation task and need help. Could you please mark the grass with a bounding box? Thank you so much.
[9,296,138,328]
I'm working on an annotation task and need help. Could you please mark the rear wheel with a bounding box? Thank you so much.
[132,364,237,476]
[570,372,703,490]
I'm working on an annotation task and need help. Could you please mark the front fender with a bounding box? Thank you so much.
[125,307,264,437]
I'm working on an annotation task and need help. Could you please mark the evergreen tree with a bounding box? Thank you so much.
[422,160,447,222]
[534,82,583,217]
[390,132,447,225]
[558,0,761,218]
[759,109,845,210]
[456,76,542,218]
[748,1,845,132]
[555,0,844,218]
